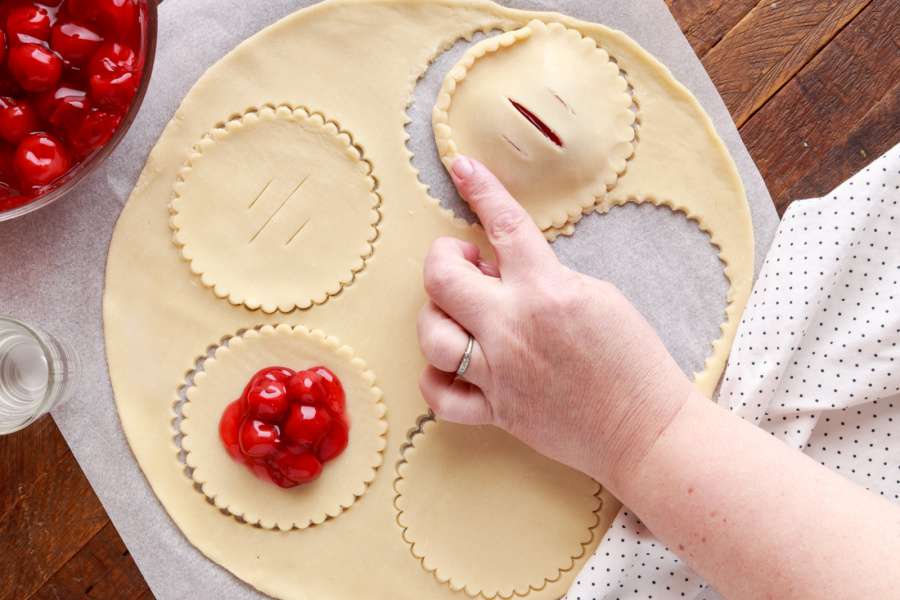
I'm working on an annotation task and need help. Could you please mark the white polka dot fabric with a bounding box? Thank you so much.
[567,144,900,600]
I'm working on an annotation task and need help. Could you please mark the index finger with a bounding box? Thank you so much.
[449,156,557,280]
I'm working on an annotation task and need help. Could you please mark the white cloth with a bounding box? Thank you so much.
[567,144,900,600]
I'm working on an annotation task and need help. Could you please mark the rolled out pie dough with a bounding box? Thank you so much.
[179,324,387,531]
[104,1,754,599]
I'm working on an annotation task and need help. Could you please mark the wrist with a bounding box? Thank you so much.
[592,371,699,497]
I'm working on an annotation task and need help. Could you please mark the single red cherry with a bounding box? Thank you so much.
[51,21,103,65]
[238,418,280,459]
[218,399,245,462]
[245,380,289,424]
[313,366,346,414]
[265,465,299,489]
[86,0,138,40]
[87,41,138,110]
[272,450,322,485]
[316,418,349,463]
[67,108,120,157]
[249,460,279,485]
[6,4,52,44]
[13,133,70,189]
[0,97,40,144]
[287,370,329,406]
[282,404,332,449]
[241,365,294,402]
[35,86,90,129]
[8,44,64,92]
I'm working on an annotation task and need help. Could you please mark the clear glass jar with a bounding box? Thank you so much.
[0,316,80,434]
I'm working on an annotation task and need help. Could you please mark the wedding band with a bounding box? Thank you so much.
[455,335,475,378]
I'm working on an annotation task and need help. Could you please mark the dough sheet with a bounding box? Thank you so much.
[103,1,754,598]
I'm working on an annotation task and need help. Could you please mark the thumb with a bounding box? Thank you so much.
[449,156,557,280]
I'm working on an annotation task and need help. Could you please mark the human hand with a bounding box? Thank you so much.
[418,156,697,490]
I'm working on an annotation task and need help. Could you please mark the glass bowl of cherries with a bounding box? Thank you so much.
[0,0,157,221]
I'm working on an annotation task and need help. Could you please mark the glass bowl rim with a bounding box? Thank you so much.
[0,0,160,223]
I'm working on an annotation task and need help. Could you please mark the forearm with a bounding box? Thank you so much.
[610,392,900,600]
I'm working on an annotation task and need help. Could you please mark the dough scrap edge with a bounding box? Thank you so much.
[392,414,604,599]
[177,323,389,531]
[548,194,738,393]
[403,22,512,234]
[168,104,384,314]
[432,18,636,233]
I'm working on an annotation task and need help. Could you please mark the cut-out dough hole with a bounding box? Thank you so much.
[407,29,504,225]
[552,202,728,376]
[177,324,388,531]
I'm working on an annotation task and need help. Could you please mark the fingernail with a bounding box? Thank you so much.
[452,156,474,179]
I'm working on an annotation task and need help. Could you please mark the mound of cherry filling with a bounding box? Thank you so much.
[219,366,350,489]
[0,0,148,211]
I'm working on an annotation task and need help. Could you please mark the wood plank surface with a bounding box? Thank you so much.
[30,523,148,600]
[0,441,111,600]
[703,0,872,126]
[1,2,898,599]
[736,0,900,211]
[666,0,761,56]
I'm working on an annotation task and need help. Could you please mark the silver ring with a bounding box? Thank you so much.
[455,335,475,378]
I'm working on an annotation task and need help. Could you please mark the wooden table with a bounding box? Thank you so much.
[2,1,898,598]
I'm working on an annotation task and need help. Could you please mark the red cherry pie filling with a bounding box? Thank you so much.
[0,0,149,211]
[219,365,350,489]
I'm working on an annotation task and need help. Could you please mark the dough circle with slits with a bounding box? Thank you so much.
[170,105,381,314]
[434,20,636,232]
[104,1,754,599]
[179,324,388,531]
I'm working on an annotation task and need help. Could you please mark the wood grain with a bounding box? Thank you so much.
[31,523,148,600]
[0,417,70,522]
[738,0,900,211]
[1,2,897,598]
[0,446,110,600]
[666,0,761,56]
[704,0,871,126]
[784,80,900,203]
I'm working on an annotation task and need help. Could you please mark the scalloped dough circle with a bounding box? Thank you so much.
[170,105,382,314]
[179,324,388,531]
[395,419,602,599]
[433,20,636,231]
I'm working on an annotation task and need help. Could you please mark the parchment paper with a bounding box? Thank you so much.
[0,1,778,598]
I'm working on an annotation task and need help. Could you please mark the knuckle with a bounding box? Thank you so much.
[534,279,579,314]
[465,177,499,205]
[419,327,443,365]
[415,309,432,349]
[489,209,527,241]
[431,236,456,253]
[419,375,444,415]
[423,266,455,298]
[423,237,453,271]
[594,279,619,297]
